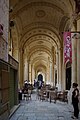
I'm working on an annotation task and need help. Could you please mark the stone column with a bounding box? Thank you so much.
[27,60,29,81]
[71,33,77,84]
[23,57,28,81]
[56,50,59,88]
[32,65,35,84]
[77,19,80,87]
[76,33,80,87]
[58,49,62,90]
[67,22,77,105]
[31,64,32,84]
[71,20,77,84]
[28,61,31,83]
[50,61,52,85]
[52,46,55,86]
[46,57,50,84]
[19,48,23,88]
[56,49,62,90]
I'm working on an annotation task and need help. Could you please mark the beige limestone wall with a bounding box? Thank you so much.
[0,0,9,62]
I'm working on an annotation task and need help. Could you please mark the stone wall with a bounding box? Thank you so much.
[0,0,9,62]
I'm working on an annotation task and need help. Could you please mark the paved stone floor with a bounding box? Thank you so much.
[9,89,80,120]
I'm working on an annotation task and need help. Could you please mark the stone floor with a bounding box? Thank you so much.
[9,89,80,120]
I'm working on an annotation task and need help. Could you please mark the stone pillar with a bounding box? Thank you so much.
[10,27,18,61]
[77,33,80,87]
[71,33,77,84]
[50,61,52,85]
[32,65,35,84]
[19,48,24,88]
[62,64,65,90]
[29,61,31,83]
[27,60,29,81]
[77,36,80,87]
[56,50,59,88]
[46,57,50,84]
[52,46,55,86]
[58,49,62,90]
[77,19,80,87]
[56,49,62,90]
[31,64,32,84]
[23,57,28,81]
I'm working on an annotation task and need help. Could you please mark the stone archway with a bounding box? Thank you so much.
[37,74,43,88]
[9,0,74,89]
[38,74,43,81]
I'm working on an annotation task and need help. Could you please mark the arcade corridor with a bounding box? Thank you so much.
[9,89,76,120]
[0,0,80,120]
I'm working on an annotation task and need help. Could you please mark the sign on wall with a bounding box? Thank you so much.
[63,32,72,64]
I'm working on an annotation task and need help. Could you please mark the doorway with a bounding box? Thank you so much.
[66,62,71,90]
[38,74,43,82]
[55,70,57,86]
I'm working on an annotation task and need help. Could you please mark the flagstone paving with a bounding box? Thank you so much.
[9,90,80,120]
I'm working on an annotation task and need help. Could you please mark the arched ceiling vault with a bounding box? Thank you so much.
[22,28,60,64]
[10,0,74,40]
[33,57,48,67]
[10,0,74,18]
[27,47,52,60]
[33,61,47,72]
[9,0,74,71]
[21,28,60,48]
[35,65,47,74]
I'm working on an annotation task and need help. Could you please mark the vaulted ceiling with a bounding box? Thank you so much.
[9,0,74,72]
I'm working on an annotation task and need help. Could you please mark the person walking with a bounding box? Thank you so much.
[71,83,79,119]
